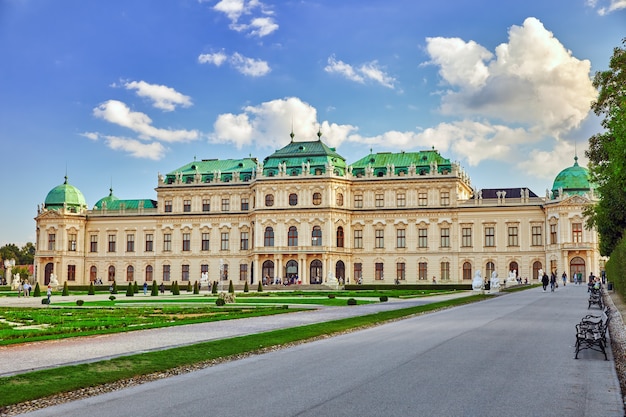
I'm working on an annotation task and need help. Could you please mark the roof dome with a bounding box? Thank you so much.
[551,156,592,198]
[94,188,119,210]
[44,176,87,211]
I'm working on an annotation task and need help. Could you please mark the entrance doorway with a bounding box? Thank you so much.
[570,257,586,283]
[262,260,274,285]
[310,260,323,284]
[285,260,298,284]
[335,261,345,284]
[44,263,53,285]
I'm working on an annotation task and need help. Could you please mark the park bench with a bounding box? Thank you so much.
[588,288,603,309]
[574,307,611,360]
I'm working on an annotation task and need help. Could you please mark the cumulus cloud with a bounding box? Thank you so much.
[325,55,397,89]
[209,0,278,37]
[102,136,166,160]
[198,51,270,77]
[123,80,192,112]
[210,97,357,149]
[588,0,626,14]
[425,17,596,138]
[93,100,199,143]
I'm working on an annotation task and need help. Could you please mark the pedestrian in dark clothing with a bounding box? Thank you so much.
[541,273,549,291]
[550,273,557,292]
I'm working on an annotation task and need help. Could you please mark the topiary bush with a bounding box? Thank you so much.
[111,282,118,294]
[41,298,50,305]
[76,299,85,306]
[186,281,192,292]
[133,281,139,294]
[109,295,116,301]
[126,284,134,297]
[347,298,357,305]
[88,282,95,295]
[379,295,388,302]
[172,281,180,295]
[257,282,263,292]
[212,281,218,294]
[193,281,199,294]
[328,294,336,299]
[62,281,69,296]
[228,280,234,294]
[244,281,249,293]
[215,298,226,306]
[151,281,158,296]
[33,282,41,297]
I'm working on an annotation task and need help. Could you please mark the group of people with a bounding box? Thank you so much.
[17,281,32,297]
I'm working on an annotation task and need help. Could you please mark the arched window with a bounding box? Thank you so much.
[146,265,153,282]
[265,194,274,207]
[312,226,322,246]
[262,260,274,284]
[509,261,519,277]
[485,261,495,279]
[533,261,543,280]
[108,265,116,281]
[463,262,472,280]
[312,192,322,205]
[335,261,345,282]
[288,226,298,247]
[90,266,97,282]
[336,226,344,247]
[289,193,298,206]
[310,260,323,284]
[264,227,274,247]
[126,265,134,282]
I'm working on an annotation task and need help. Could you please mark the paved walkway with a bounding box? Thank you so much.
[0,290,472,376]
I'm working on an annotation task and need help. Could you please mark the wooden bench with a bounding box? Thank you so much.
[575,307,611,360]
[588,289,603,309]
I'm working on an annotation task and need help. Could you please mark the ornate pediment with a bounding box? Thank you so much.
[561,194,591,206]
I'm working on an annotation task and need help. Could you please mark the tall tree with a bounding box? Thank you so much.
[585,38,626,255]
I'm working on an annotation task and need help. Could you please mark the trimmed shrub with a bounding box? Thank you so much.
[111,282,118,294]
[62,281,69,296]
[215,298,226,306]
[76,299,85,306]
[109,295,116,301]
[33,282,41,297]
[126,284,134,297]
[133,281,139,294]
[88,282,95,295]
[228,280,234,294]
[151,281,158,296]
[328,294,336,299]
[212,281,218,294]
[244,281,249,293]
[41,298,50,305]
[257,282,263,292]
[379,295,388,302]
[186,281,192,292]
[347,298,357,305]
[172,281,180,295]
[193,281,199,294]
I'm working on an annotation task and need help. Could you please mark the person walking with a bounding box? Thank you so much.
[46,285,52,304]
[541,272,549,291]
[143,281,148,295]
[550,273,557,292]
[562,272,567,287]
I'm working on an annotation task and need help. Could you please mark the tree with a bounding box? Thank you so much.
[585,38,626,256]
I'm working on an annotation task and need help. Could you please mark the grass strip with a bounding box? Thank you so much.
[0,294,487,408]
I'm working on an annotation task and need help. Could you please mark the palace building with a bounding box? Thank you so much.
[34,133,603,287]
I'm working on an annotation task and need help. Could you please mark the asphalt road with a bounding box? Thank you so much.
[20,284,624,417]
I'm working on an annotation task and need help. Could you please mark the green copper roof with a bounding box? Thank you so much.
[262,135,347,176]
[164,157,257,184]
[350,149,452,177]
[92,188,157,210]
[551,156,593,198]
[44,176,87,210]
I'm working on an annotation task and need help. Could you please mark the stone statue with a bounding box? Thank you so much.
[490,271,500,291]
[538,269,543,281]
[49,273,59,288]
[472,270,483,291]
[507,270,517,286]
[11,273,21,290]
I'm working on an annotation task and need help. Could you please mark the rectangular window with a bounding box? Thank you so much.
[48,233,56,251]
[163,233,171,252]
[418,228,428,248]
[240,232,249,250]
[239,264,248,281]
[241,198,249,211]
[419,262,428,280]
[550,224,557,244]
[396,229,406,248]
[462,227,472,247]
[375,193,384,208]
[163,265,171,282]
[164,200,172,213]
[396,262,406,281]
[375,262,384,280]
[182,233,191,251]
[202,233,210,251]
[375,229,384,248]
[440,228,450,248]
[67,265,76,281]
[68,234,77,251]
[108,234,116,252]
[485,227,495,247]
[126,234,135,252]
[202,199,210,212]
[418,192,428,207]
[354,230,363,249]
[572,223,583,243]
[182,264,190,281]
[183,199,191,212]
[354,194,363,208]
[532,226,543,246]
[441,262,450,280]
[397,192,406,207]
[145,234,154,252]
[221,232,229,250]
[221,198,230,212]
[354,263,362,283]
[440,191,450,206]
[508,226,519,247]
[90,235,98,252]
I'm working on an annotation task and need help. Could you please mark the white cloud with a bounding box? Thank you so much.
[124,80,192,112]
[425,17,596,138]
[199,51,270,77]
[103,135,166,160]
[210,0,278,37]
[589,0,626,14]
[325,55,396,89]
[210,97,357,149]
[93,100,199,143]
[80,132,99,141]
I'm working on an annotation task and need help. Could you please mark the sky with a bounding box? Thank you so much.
[0,0,625,247]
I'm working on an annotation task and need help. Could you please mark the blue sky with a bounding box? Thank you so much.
[0,0,624,247]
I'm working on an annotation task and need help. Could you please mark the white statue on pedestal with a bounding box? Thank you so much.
[507,270,517,286]
[472,270,483,291]
[490,271,500,292]
[49,273,59,288]
[11,273,21,290]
